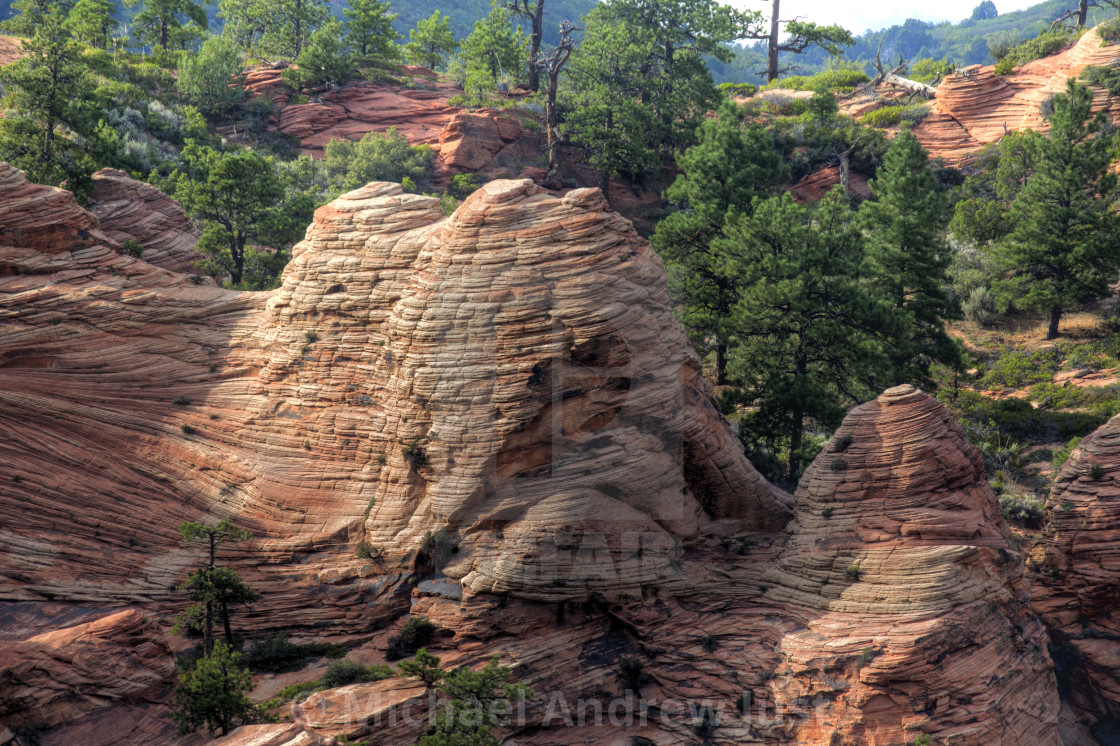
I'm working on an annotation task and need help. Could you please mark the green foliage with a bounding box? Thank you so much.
[1054,436,1083,468]
[242,632,345,673]
[216,0,270,55]
[259,0,328,60]
[950,132,1042,246]
[651,100,787,383]
[122,239,145,258]
[66,0,116,49]
[722,190,903,484]
[990,80,1120,339]
[398,647,445,685]
[403,10,458,71]
[962,286,999,326]
[618,656,650,690]
[1089,463,1107,480]
[129,0,208,50]
[272,679,324,703]
[386,616,437,661]
[860,129,964,383]
[282,19,357,89]
[980,349,1061,389]
[401,437,428,467]
[171,642,255,737]
[1,0,70,36]
[1100,16,1120,43]
[343,0,400,68]
[321,658,394,687]
[860,103,932,128]
[0,7,97,200]
[844,563,861,580]
[914,734,931,746]
[1000,492,1046,527]
[761,68,869,92]
[972,1,998,21]
[718,82,758,97]
[909,57,955,83]
[322,128,434,192]
[458,5,527,104]
[448,172,480,199]
[994,29,1077,72]
[1080,64,1120,95]
[177,34,247,118]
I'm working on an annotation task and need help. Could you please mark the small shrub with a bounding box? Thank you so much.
[439,192,458,215]
[701,635,719,653]
[980,349,1061,389]
[180,424,196,435]
[356,540,380,559]
[822,507,834,519]
[718,81,758,97]
[844,563,861,580]
[618,656,650,690]
[244,633,345,673]
[1054,436,1082,468]
[401,176,417,192]
[321,659,377,688]
[1100,16,1120,44]
[993,58,1014,76]
[402,439,428,468]
[273,680,323,702]
[914,735,931,746]
[449,173,480,198]
[1080,64,1120,96]
[385,616,437,661]
[999,493,1045,528]
[305,332,318,343]
[172,396,192,406]
[418,529,453,570]
[762,68,870,92]
[861,103,932,128]
[963,287,999,326]
[122,239,144,258]
[829,458,848,471]
[996,30,1076,73]
[1088,463,1107,481]
[303,439,312,450]
[832,434,854,452]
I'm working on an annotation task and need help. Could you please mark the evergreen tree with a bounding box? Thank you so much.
[562,7,659,195]
[261,0,327,60]
[859,128,963,383]
[0,7,96,195]
[343,0,400,68]
[1,0,75,36]
[174,520,256,654]
[721,190,900,484]
[971,1,998,20]
[282,18,357,88]
[650,99,788,383]
[171,642,254,737]
[128,0,207,50]
[160,143,286,287]
[177,34,248,118]
[950,130,1041,246]
[402,10,458,71]
[217,0,269,55]
[743,0,853,83]
[66,0,117,49]
[991,79,1120,339]
[460,6,529,93]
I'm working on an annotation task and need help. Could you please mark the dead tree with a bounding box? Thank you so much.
[535,22,579,188]
[871,39,937,98]
[1051,0,1120,30]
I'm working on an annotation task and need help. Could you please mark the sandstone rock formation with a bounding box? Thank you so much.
[789,164,871,203]
[912,28,1120,164]
[88,168,204,274]
[1031,413,1120,726]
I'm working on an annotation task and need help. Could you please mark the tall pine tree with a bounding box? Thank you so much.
[992,79,1120,339]
[860,128,963,383]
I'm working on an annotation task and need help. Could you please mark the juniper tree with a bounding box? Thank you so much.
[402,11,458,71]
[171,641,254,736]
[175,520,257,654]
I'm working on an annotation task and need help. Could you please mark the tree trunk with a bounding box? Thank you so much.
[221,601,233,646]
[716,343,728,385]
[231,233,246,285]
[545,71,562,185]
[159,19,167,48]
[839,150,851,199]
[528,0,544,91]
[294,0,303,57]
[1079,0,1090,27]
[599,169,610,205]
[766,0,781,83]
[203,599,213,655]
[1048,306,1062,340]
[787,403,803,486]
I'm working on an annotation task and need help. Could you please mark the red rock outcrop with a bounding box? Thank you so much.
[0,161,112,253]
[913,27,1120,164]
[759,385,1059,745]
[88,168,204,274]
[789,165,871,203]
[1031,412,1120,725]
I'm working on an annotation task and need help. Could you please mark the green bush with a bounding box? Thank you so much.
[963,286,999,326]
[763,68,870,92]
[979,349,1061,389]
[718,82,758,97]
[402,438,427,467]
[122,239,144,258]
[910,58,955,84]
[386,617,437,661]
[844,564,861,580]
[320,659,394,688]
[1000,493,1046,528]
[449,173,480,198]
[861,103,932,128]
[324,128,434,192]
[243,633,345,673]
[1099,16,1120,44]
[618,656,650,690]
[1054,436,1083,468]
[1080,64,1120,96]
[995,30,1077,74]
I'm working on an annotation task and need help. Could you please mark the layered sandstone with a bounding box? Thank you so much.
[88,168,204,274]
[760,386,1060,745]
[1031,413,1120,723]
[913,28,1120,163]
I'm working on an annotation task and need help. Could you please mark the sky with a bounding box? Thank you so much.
[732,0,1039,35]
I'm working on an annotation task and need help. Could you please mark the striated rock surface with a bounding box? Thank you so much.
[0,604,174,730]
[788,165,871,203]
[88,168,204,273]
[0,162,112,253]
[913,28,1120,164]
[760,386,1059,745]
[1031,413,1120,724]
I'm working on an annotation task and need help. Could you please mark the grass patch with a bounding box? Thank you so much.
[861,103,932,128]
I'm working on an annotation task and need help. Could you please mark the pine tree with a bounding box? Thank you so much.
[282,18,357,88]
[0,7,95,193]
[173,520,256,654]
[860,128,963,383]
[1,0,75,36]
[217,0,269,55]
[171,642,254,736]
[177,34,248,118]
[66,0,117,49]
[460,7,529,91]
[343,0,400,68]
[992,79,1120,339]
[128,0,207,50]
[402,10,458,71]
[721,190,900,484]
[261,0,327,60]
[650,99,788,383]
